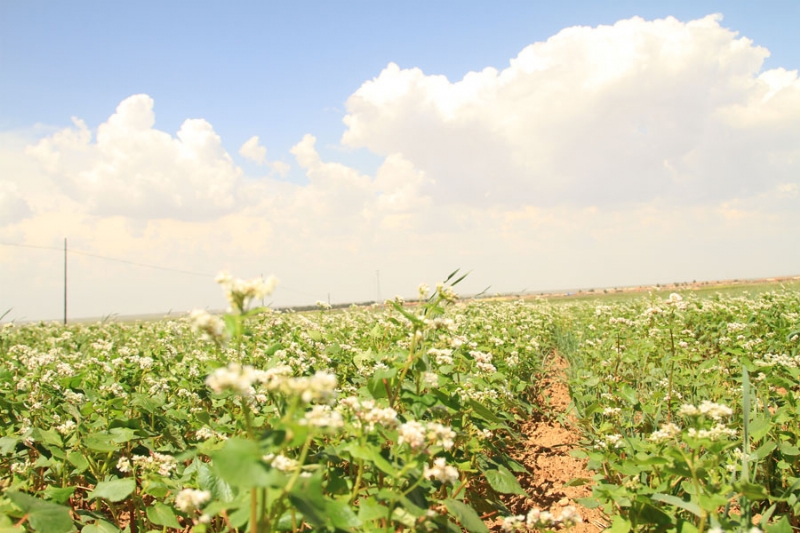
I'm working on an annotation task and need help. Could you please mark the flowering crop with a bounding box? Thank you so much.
[0,271,559,533]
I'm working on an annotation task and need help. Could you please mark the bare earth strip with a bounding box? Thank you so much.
[489,357,608,532]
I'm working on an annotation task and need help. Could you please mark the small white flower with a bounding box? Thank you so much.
[423,457,458,484]
[175,488,211,513]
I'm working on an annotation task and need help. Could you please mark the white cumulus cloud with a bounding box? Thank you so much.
[342,14,800,208]
[26,94,245,220]
[239,135,268,164]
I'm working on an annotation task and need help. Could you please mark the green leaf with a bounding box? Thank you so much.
[483,466,526,495]
[32,428,62,448]
[0,436,19,455]
[210,438,271,489]
[82,433,119,453]
[88,478,136,502]
[66,452,89,472]
[651,493,703,518]
[748,416,771,442]
[288,474,328,528]
[357,497,390,522]
[608,515,631,533]
[443,499,488,533]
[42,486,75,505]
[146,503,181,529]
[325,498,360,530]
[563,477,592,487]
[765,515,792,533]
[6,492,74,533]
[619,384,639,405]
[81,521,120,533]
[196,460,234,502]
[468,399,505,425]
[779,442,800,456]
[346,443,398,476]
[734,481,769,501]
[753,440,777,461]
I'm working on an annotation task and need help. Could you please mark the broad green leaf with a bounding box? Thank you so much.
[619,384,638,405]
[42,486,75,505]
[748,416,771,442]
[88,478,136,502]
[765,515,792,533]
[753,440,777,460]
[196,460,234,502]
[146,503,181,528]
[82,433,119,453]
[483,466,526,495]
[6,492,74,533]
[651,493,703,518]
[734,481,769,500]
[0,436,19,455]
[443,499,488,533]
[81,521,119,533]
[210,438,271,489]
[325,498,360,530]
[288,473,328,528]
[346,443,398,476]
[608,515,631,533]
[66,452,89,472]
[779,442,800,456]
[32,428,62,447]
[358,497,390,522]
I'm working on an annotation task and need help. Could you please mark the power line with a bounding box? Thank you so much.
[1,240,214,277]
[0,240,323,299]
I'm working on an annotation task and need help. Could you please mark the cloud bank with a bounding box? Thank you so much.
[3,14,800,320]
[342,14,800,207]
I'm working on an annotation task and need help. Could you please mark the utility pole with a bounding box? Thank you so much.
[63,238,68,325]
[376,270,381,303]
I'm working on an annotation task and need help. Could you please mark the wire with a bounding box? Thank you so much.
[0,240,323,299]
[1,240,213,277]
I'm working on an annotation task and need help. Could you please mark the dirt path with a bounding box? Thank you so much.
[489,357,608,532]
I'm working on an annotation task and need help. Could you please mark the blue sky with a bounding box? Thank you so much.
[1,1,799,320]
[3,1,798,174]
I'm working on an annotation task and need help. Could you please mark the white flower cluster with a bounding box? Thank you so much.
[726,322,748,332]
[215,270,278,313]
[428,348,453,365]
[501,506,582,531]
[595,434,624,449]
[206,363,337,403]
[195,427,228,441]
[55,420,76,435]
[175,488,211,513]
[435,282,458,302]
[755,353,800,369]
[648,422,681,443]
[133,452,177,477]
[337,397,398,431]
[470,350,496,373]
[301,404,344,429]
[427,317,457,332]
[678,401,733,420]
[423,457,458,484]
[397,420,456,451]
[422,372,439,388]
[687,424,737,441]
[263,453,299,472]
[188,309,226,341]
[665,293,687,309]
[206,363,259,396]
